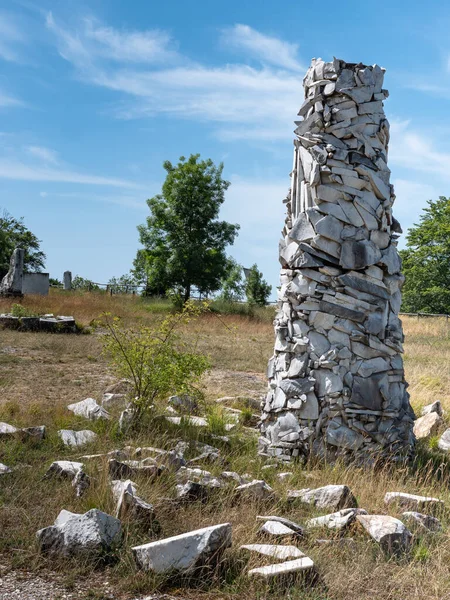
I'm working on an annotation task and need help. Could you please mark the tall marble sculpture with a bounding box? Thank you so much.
[0,248,24,297]
[260,58,415,463]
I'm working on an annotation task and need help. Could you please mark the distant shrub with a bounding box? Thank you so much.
[10,303,37,318]
[100,301,210,425]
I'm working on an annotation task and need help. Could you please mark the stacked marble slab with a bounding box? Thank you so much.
[260,58,415,464]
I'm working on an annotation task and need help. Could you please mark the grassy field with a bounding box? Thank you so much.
[1,290,450,600]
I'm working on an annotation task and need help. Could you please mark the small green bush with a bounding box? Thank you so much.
[10,303,37,318]
[100,301,210,425]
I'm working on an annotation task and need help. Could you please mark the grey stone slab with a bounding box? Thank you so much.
[315,215,344,242]
[357,515,412,556]
[319,300,366,323]
[339,240,382,270]
[350,374,388,410]
[337,274,389,299]
[279,378,315,398]
[289,214,315,243]
[326,423,364,450]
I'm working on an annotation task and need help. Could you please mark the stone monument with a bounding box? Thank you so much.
[260,58,415,464]
[0,248,24,297]
[64,271,72,291]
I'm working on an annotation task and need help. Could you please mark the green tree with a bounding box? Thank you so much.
[108,274,138,294]
[0,211,46,279]
[71,275,100,291]
[400,196,450,314]
[245,264,272,306]
[135,155,240,303]
[218,257,245,302]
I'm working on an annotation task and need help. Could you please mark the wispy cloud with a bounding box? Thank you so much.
[45,13,303,142]
[37,190,148,209]
[220,24,304,72]
[0,158,143,188]
[0,11,24,62]
[0,90,24,108]
[26,145,59,164]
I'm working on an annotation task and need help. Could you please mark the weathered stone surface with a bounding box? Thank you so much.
[402,511,442,532]
[37,509,121,557]
[45,460,84,479]
[67,398,110,421]
[235,480,275,501]
[109,459,161,480]
[259,520,299,538]
[112,479,156,522]
[248,557,314,579]
[132,523,232,573]
[102,393,127,410]
[58,429,97,447]
[384,492,443,512]
[438,428,450,451]
[0,462,12,475]
[0,248,24,296]
[288,485,357,510]
[256,515,304,534]
[356,514,412,555]
[413,412,442,440]
[240,544,305,560]
[421,401,443,417]
[263,58,413,465]
[306,508,367,530]
[72,469,90,497]
[168,394,198,413]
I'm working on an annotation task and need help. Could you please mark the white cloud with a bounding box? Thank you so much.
[26,145,59,164]
[46,13,304,142]
[221,24,304,72]
[0,90,24,108]
[38,190,148,209]
[0,12,24,62]
[0,158,143,188]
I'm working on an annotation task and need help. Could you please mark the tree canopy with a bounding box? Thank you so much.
[400,196,450,314]
[134,154,239,302]
[0,211,46,279]
[245,263,272,306]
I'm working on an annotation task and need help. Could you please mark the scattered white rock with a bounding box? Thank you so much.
[45,460,84,479]
[67,398,110,421]
[58,429,98,447]
[256,515,304,534]
[357,514,412,555]
[0,462,12,475]
[37,508,121,557]
[384,492,443,512]
[306,508,367,530]
[413,412,442,440]
[240,544,305,560]
[111,479,156,522]
[288,485,357,510]
[132,523,232,574]
[259,520,300,538]
[235,480,275,501]
[421,401,443,417]
[108,459,161,479]
[72,469,90,497]
[277,472,293,480]
[165,416,208,427]
[438,428,450,451]
[102,393,127,410]
[248,557,314,579]
[168,394,198,413]
[0,422,46,440]
[402,511,442,532]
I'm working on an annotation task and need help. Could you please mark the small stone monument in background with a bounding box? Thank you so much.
[260,58,415,464]
[63,271,72,290]
[0,248,24,297]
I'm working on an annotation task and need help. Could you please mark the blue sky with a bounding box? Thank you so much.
[1,0,450,295]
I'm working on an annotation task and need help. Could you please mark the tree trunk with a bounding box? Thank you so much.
[184,284,191,303]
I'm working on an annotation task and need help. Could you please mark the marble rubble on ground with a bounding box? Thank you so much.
[0,248,24,297]
[438,428,450,451]
[287,484,357,510]
[306,507,367,530]
[422,400,443,417]
[256,515,305,535]
[384,491,443,511]
[58,429,97,447]
[356,514,412,555]
[235,479,276,501]
[0,462,12,475]
[248,557,315,579]
[259,520,301,538]
[0,313,76,331]
[108,458,161,479]
[0,421,46,441]
[132,523,232,574]
[402,511,442,532]
[260,58,415,463]
[240,544,305,560]
[68,398,110,421]
[102,392,127,410]
[111,479,156,523]
[37,509,121,557]
[72,469,90,497]
[45,460,84,479]
[413,412,442,439]
[168,394,198,413]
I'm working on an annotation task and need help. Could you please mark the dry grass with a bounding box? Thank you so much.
[1,291,450,599]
